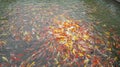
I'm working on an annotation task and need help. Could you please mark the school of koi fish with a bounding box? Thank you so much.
[0,2,120,67]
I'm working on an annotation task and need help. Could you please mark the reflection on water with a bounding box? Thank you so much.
[0,0,120,67]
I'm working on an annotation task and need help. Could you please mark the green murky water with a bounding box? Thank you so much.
[0,0,120,33]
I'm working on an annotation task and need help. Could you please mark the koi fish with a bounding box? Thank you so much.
[2,56,8,62]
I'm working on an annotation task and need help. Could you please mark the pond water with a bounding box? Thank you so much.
[0,0,120,67]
